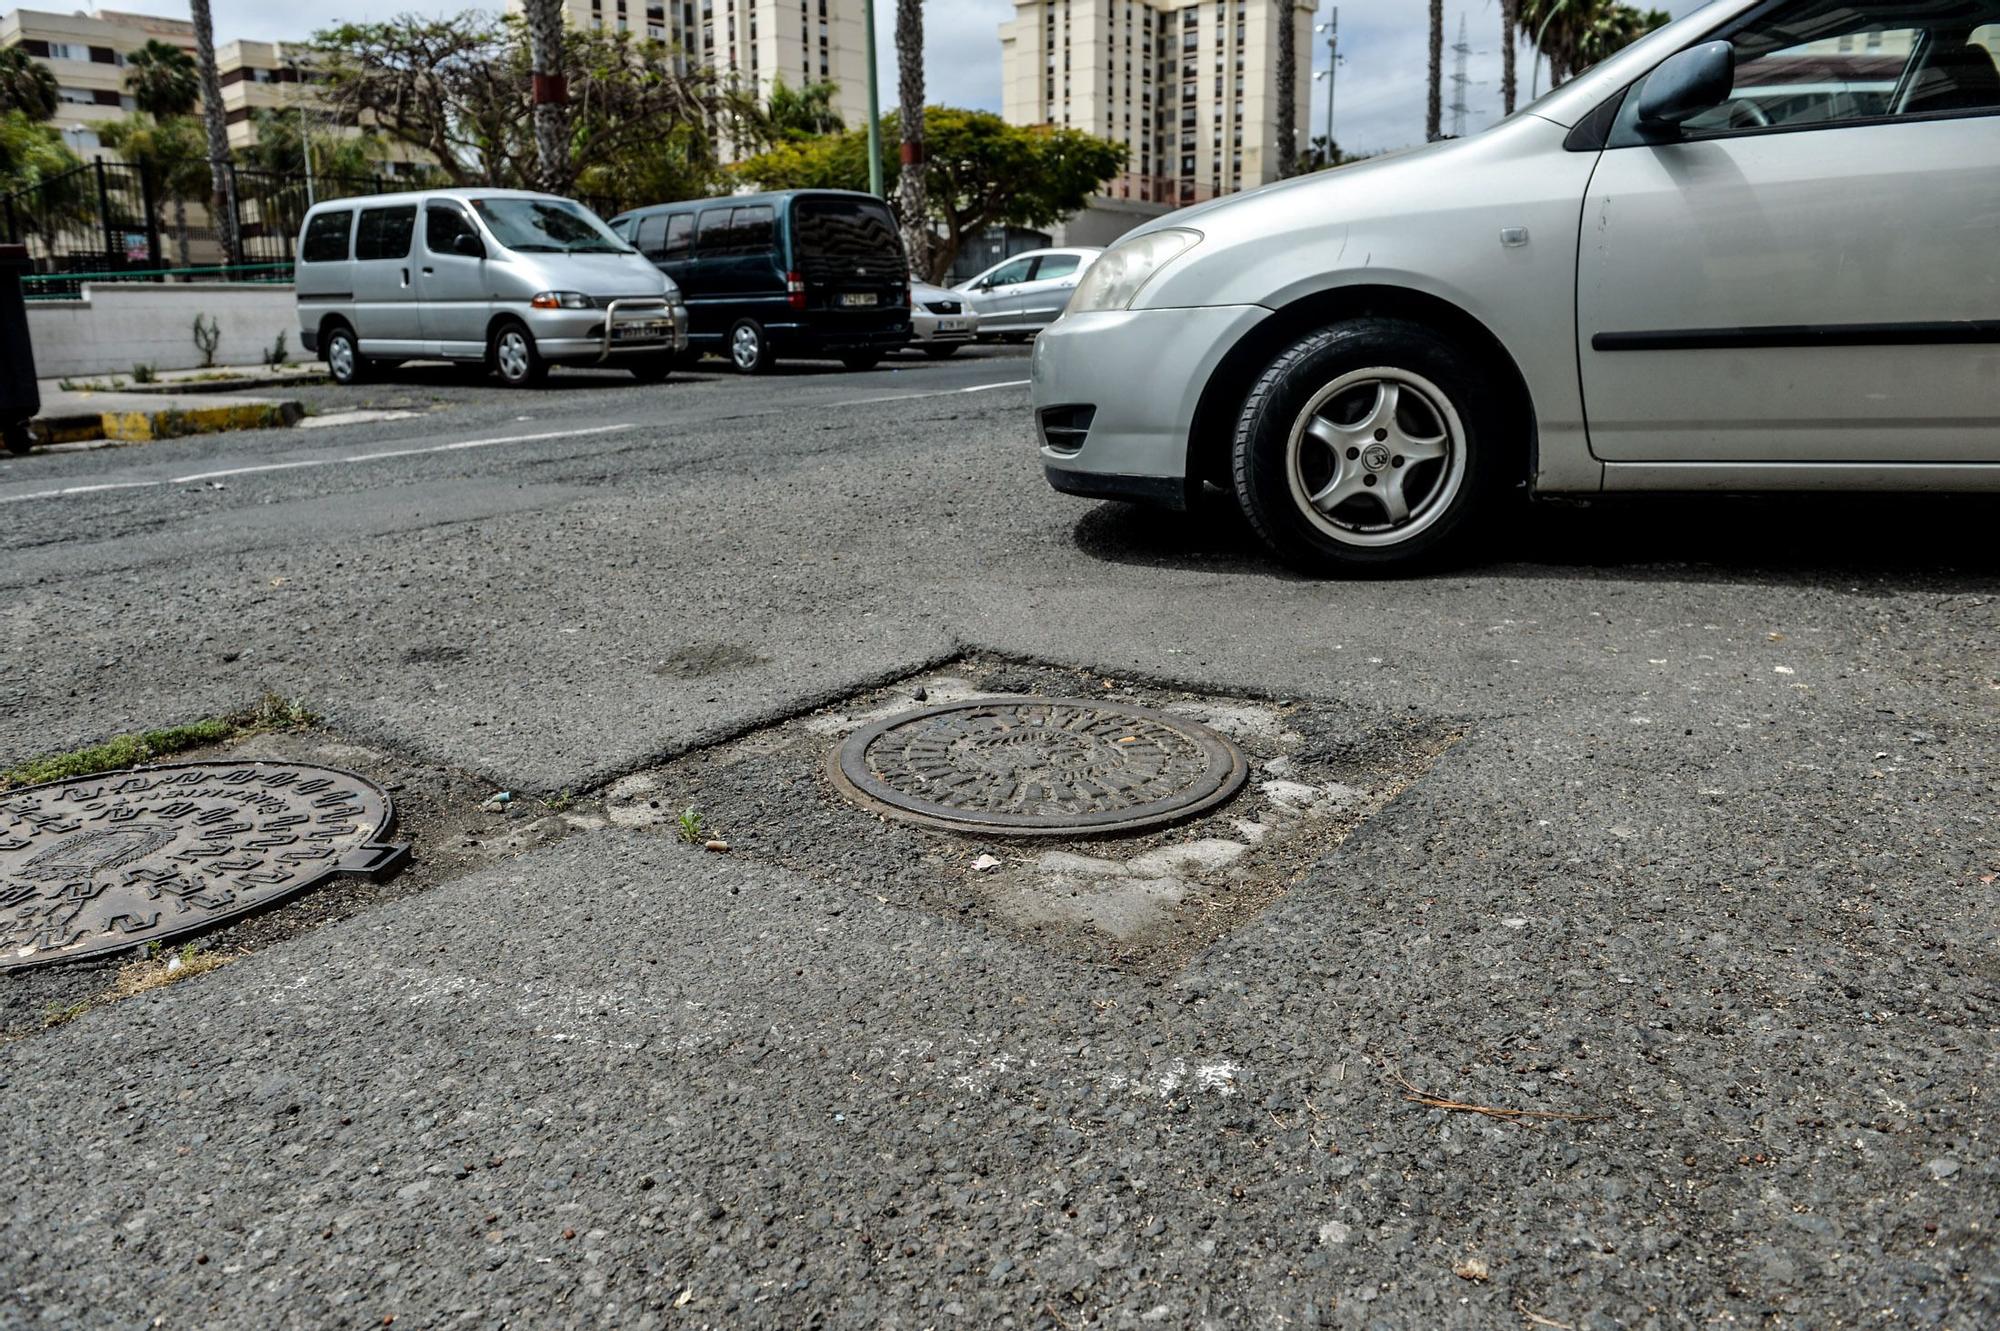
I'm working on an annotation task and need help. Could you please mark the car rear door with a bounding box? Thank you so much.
[1576,1,2000,465]
[351,203,422,353]
[1014,253,1086,327]
[790,195,907,330]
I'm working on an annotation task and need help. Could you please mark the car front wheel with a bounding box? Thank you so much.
[491,322,547,387]
[1231,318,1499,575]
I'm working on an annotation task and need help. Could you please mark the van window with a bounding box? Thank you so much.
[663,214,694,257]
[731,205,775,252]
[355,205,416,261]
[697,208,737,255]
[470,196,627,254]
[636,213,668,258]
[425,204,479,256]
[793,195,905,280]
[1034,254,1081,281]
[301,210,352,263]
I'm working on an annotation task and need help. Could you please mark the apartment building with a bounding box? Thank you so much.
[0,8,423,172]
[1000,0,1314,208]
[518,0,872,134]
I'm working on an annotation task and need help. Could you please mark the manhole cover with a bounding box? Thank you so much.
[830,697,1247,837]
[0,761,408,971]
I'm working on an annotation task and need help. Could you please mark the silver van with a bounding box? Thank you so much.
[295,189,688,387]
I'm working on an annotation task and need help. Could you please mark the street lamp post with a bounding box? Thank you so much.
[862,0,884,198]
[1312,7,1342,163]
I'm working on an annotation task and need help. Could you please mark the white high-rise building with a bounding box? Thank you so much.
[1000,0,1315,209]
[519,0,872,136]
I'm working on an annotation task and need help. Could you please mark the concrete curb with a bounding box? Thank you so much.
[31,400,304,446]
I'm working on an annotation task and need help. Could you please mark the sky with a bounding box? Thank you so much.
[101,0,1711,155]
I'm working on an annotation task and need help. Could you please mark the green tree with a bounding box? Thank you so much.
[0,110,88,239]
[1520,0,1670,89]
[736,107,1126,282]
[0,47,59,122]
[125,39,199,118]
[235,108,388,181]
[310,14,745,199]
[760,78,845,143]
[97,114,208,266]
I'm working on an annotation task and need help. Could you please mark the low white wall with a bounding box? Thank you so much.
[26,283,301,379]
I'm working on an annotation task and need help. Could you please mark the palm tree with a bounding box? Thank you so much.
[188,0,239,269]
[0,47,59,122]
[523,0,570,191]
[1521,0,1669,89]
[1426,0,1444,141]
[894,0,929,279]
[1501,0,1519,114]
[125,39,198,119]
[1276,0,1297,175]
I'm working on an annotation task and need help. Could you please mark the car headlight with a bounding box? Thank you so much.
[530,291,593,310]
[1066,229,1202,315]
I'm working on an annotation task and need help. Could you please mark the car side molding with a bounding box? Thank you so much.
[1592,319,2000,352]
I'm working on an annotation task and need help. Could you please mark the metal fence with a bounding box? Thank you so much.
[0,162,634,299]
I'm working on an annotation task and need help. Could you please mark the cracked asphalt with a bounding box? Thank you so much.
[0,345,1994,1329]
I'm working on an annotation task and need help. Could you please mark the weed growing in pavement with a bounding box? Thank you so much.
[1,693,322,789]
[544,790,574,813]
[130,363,156,384]
[192,313,221,368]
[676,806,704,844]
[114,944,229,998]
[263,330,289,368]
[40,1001,88,1029]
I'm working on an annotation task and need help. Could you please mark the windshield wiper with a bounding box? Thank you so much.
[507,243,563,252]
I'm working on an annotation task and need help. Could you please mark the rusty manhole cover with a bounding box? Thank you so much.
[830,697,1247,837]
[0,761,408,970]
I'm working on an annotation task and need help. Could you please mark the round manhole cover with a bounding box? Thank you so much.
[0,761,408,971]
[830,697,1247,837]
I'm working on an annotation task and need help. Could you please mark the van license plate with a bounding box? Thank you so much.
[838,293,878,307]
[614,321,670,340]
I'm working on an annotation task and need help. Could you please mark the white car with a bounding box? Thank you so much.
[958,248,1102,339]
[1032,0,2000,573]
[907,280,980,358]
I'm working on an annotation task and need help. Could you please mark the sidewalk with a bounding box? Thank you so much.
[27,365,311,448]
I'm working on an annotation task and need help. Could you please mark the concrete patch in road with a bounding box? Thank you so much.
[618,657,1459,974]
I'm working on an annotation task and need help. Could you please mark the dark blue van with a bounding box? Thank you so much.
[609,189,911,373]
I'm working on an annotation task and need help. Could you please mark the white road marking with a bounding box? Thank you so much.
[832,378,1030,409]
[0,424,638,505]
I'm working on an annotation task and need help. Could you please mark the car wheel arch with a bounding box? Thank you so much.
[1186,284,1538,497]
[317,314,355,355]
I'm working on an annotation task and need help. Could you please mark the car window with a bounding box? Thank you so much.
[301,209,351,263]
[984,257,1035,287]
[469,196,627,254]
[636,213,668,259]
[424,204,478,256]
[697,208,736,256]
[664,214,694,258]
[354,205,416,261]
[731,205,775,253]
[1033,254,1081,281]
[1632,0,2000,140]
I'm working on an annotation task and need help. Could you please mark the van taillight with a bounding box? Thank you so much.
[786,271,806,311]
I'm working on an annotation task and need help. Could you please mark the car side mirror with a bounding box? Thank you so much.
[1637,41,1735,130]
[453,231,485,258]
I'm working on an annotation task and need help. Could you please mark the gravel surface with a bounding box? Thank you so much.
[0,348,1993,1328]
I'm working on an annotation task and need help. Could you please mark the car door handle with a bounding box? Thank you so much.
[401,267,411,286]
[421,266,435,275]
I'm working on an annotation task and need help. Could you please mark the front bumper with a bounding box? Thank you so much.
[1031,304,1270,502]
[528,302,689,363]
[913,310,979,343]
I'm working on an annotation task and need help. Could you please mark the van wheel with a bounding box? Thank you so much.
[1230,318,1500,576]
[728,320,774,374]
[628,355,674,382]
[491,321,547,387]
[838,350,881,371]
[324,324,368,386]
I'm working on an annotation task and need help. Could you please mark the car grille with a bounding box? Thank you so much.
[923,299,963,315]
[591,295,669,310]
[1038,405,1096,453]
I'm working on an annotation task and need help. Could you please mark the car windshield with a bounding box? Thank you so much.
[470,197,632,254]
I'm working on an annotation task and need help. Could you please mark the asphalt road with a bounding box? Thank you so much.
[0,344,1994,1329]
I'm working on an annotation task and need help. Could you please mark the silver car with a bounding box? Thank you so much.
[959,248,1101,339]
[908,280,981,357]
[296,189,689,388]
[1034,0,2000,573]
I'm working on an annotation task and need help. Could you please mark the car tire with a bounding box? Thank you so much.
[324,323,368,386]
[627,355,674,382]
[839,350,882,371]
[922,344,959,360]
[728,319,775,374]
[491,321,548,388]
[1230,318,1502,576]
[3,421,31,455]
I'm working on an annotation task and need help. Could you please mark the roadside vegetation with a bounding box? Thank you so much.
[0,693,319,790]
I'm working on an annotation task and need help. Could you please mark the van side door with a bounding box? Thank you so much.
[637,210,699,324]
[295,207,355,351]
[416,200,490,358]
[351,203,422,354]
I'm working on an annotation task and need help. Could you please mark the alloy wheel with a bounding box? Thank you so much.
[731,324,762,371]
[1284,367,1467,548]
